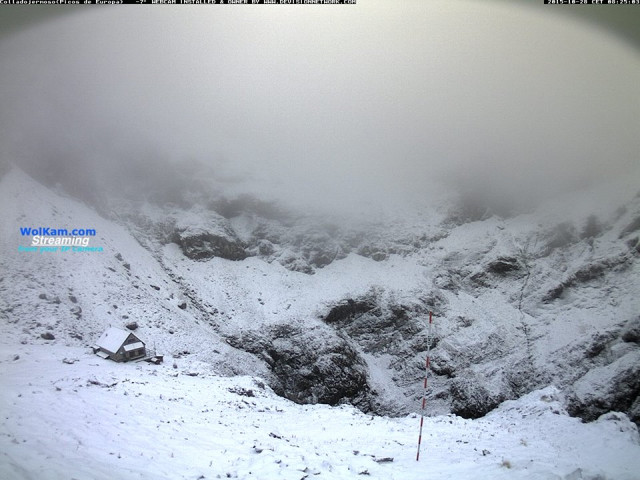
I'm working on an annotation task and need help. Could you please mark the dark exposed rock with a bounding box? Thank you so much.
[487,257,521,275]
[256,239,275,256]
[577,255,632,281]
[41,332,55,340]
[280,257,314,275]
[469,271,490,288]
[432,271,459,292]
[228,387,255,397]
[567,351,640,426]
[309,249,337,268]
[178,302,187,310]
[584,332,616,359]
[449,375,505,419]
[315,290,444,415]
[243,216,435,273]
[630,397,640,425]
[542,283,566,303]
[171,230,247,261]
[323,299,378,325]
[504,363,543,397]
[373,457,394,464]
[621,317,640,344]
[573,263,607,283]
[227,325,371,408]
[420,290,448,314]
[126,322,138,331]
[325,300,424,355]
[430,355,456,378]
[357,245,388,262]
[543,254,634,303]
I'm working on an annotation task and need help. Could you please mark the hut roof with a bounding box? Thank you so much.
[96,327,137,354]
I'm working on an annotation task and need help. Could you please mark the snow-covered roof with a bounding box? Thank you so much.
[123,342,144,352]
[96,328,137,354]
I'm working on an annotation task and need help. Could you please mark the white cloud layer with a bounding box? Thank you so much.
[1,0,639,211]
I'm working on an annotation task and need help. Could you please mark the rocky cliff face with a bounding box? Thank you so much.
[2,167,639,426]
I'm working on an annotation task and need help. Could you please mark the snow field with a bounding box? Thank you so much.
[2,344,639,480]
[2,168,640,479]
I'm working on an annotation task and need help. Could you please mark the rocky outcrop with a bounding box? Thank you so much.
[621,316,640,344]
[171,229,247,261]
[323,298,378,326]
[541,253,634,303]
[227,323,371,408]
[241,216,437,274]
[567,350,640,424]
[449,374,507,419]
[487,256,521,275]
[165,207,248,261]
[33,162,638,425]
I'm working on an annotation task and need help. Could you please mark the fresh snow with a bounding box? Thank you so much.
[1,344,639,480]
[1,167,640,478]
[95,328,137,354]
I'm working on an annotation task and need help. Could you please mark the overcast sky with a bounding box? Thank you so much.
[1,1,639,212]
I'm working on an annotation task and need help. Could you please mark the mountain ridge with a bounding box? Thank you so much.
[1,165,639,425]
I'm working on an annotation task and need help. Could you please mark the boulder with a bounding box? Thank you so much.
[567,350,640,425]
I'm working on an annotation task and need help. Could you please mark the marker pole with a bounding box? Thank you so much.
[416,311,433,461]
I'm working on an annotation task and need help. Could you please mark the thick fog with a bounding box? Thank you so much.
[1,1,639,214]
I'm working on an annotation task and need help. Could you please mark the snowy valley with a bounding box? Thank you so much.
[2,2,640,478]
[1,164,639,479]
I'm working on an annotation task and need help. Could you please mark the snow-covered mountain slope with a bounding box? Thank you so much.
[0,168,266,378]
[1,342,639,480]
[1,165,639,425]
[1,165,640,478]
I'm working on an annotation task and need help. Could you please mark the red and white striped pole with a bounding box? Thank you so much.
[416,311,433,461]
